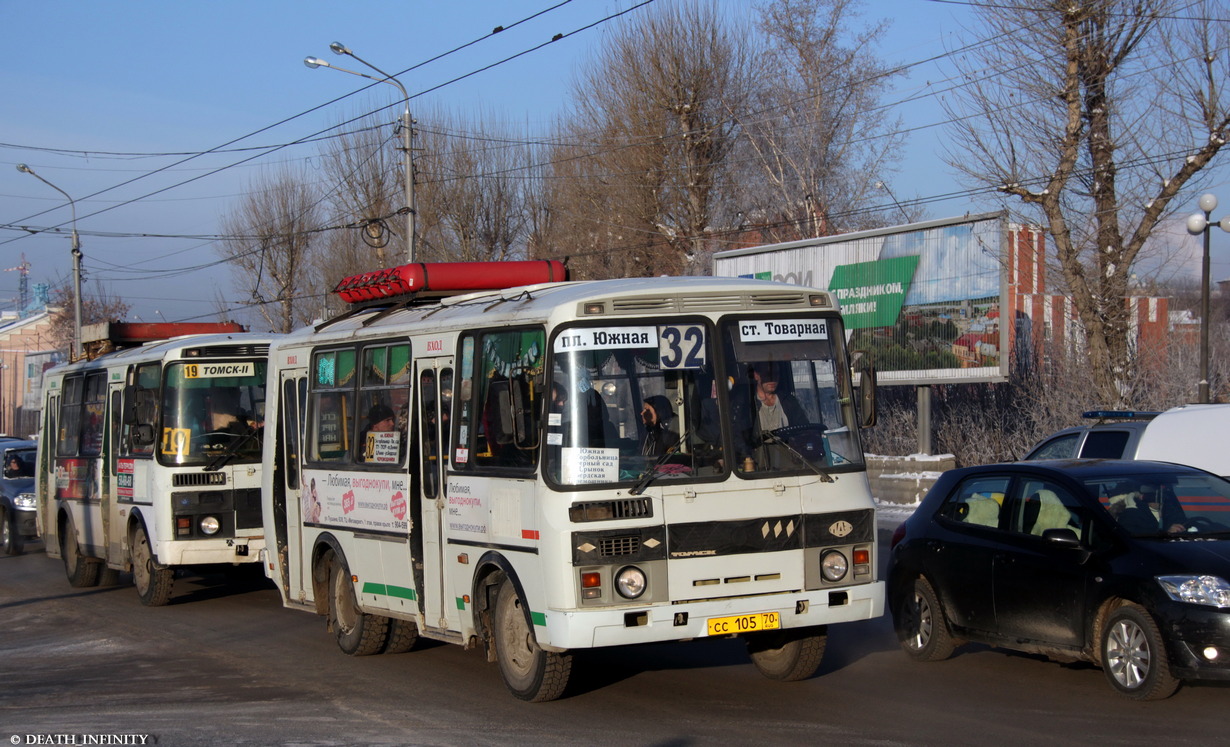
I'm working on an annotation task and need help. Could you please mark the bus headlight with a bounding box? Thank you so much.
[199,516,221,536]
[615,566,647,599]
[13,492,36,510]
[820,550,848,582]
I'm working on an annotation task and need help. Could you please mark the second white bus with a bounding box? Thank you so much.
[262,262,883,701]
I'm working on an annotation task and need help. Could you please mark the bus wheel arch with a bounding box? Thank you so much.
[472,553,573,702]
[316,539,389,656]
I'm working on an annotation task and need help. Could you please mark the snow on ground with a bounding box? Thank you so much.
[874,496,919,529]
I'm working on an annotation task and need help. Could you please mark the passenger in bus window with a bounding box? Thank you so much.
[640,395,678,456]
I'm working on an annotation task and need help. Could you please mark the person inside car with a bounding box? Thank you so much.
[1115,482,1188,534]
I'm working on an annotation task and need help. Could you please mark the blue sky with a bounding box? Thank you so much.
[1,0,1225,329]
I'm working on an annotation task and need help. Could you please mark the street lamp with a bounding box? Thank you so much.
[1185,193,1230,403]
[305,42,415,264]
[15,164,84,361]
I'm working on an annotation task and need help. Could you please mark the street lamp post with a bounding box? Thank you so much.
[16,164,84,361]
[305,42,415,264]
[1186,193,1230,403]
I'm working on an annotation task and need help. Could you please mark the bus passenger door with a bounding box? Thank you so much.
[416,357,453,631]
[278,370,308,599]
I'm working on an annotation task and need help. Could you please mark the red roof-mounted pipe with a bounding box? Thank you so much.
[333,260,567,304]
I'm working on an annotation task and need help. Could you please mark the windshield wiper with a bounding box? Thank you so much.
[628,431,689,496]
[761,429,834,483]
[204,429,259,472]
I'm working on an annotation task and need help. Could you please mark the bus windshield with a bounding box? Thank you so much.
[544,315,862,488]
[158,360,267,466]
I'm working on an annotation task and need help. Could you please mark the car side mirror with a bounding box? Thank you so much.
[1041,527,1080,545]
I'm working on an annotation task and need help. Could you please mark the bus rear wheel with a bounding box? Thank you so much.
[61,516,99,588]
[746,626,827,681]
[131,524,174,606]
[493,577,572,702]
[328,558,388,656]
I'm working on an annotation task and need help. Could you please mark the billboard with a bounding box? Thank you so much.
[712,212,1010,386]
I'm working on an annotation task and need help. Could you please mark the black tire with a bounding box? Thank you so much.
[2,507,24,556]
[383,617,421,654]
[131,523,174,606]
[1101,603,1180,700]
[61,516,100,588]
[896,577,956,662]
[746,626,827,681]
[328,558,388,656]
[97,567,122,587]
[493,577,572,702]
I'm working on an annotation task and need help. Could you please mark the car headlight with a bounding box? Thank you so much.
[821,550,849,582]
[1157,575,1230,608]
[615,566,647,599]
[13,492,35,510]
[199,515,221,536]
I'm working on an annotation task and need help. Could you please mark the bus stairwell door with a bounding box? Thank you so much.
[416,357,452,630]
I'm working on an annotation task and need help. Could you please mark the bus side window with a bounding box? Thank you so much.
[459,329,544,470]
[308,349,356,464]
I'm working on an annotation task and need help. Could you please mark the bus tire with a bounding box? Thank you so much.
[328,559,388,656]
[383,617,420,654]
[493,577,572,702]
[2,507,24,556]
[131,524,174,606]
[61,516,99,588]
[746,626,827,681]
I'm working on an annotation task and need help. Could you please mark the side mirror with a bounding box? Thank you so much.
[132,424,156,448]
[858,367,877,428]
[1041,527,1081,546]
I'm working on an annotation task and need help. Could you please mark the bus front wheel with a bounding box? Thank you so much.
[492,577,572,702]
[746,625,827,681]
[131,524,174,606]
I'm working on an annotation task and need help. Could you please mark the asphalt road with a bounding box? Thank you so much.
[1,535,1226,746]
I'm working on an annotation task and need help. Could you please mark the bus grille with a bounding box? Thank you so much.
[173,472,227,487]
[599,535,641,557]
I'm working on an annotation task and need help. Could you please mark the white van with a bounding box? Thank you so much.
[1024,404,1230,478]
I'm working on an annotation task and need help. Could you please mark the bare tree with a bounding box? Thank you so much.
[415,109,537,264]
[48,284,131,355]
[219,166,323,333]
[944,0,1230,406]
[546,1,750,278]
[736,0,913,243]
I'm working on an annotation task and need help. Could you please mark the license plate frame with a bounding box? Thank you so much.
[706,611,781,636]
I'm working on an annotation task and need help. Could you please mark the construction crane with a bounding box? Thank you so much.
[4,255,30,313]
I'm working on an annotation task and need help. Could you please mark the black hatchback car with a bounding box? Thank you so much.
[888,459,1230,700]
[0,439,38,555]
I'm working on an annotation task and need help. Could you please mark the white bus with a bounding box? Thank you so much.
[36,323,273,606]
[263,261,883,701]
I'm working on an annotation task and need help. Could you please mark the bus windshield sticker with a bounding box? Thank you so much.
[161,427,190,458]
[183,362,256,379]
[365,431,401,464]
[553,326,657,353]
[738,319,829,342]
[659,324,706,369]
[561,446,619,484]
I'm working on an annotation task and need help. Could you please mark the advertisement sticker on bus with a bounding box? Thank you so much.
[446,480,487,536]
[310,472,410,533]
[117,458,134,498]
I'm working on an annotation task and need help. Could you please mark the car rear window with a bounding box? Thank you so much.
[1079,430,1130,458]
